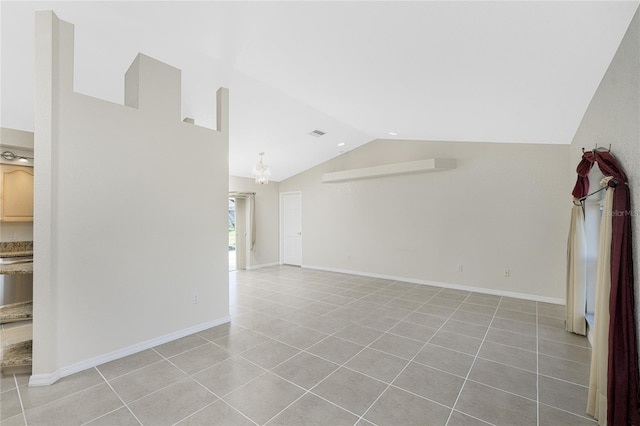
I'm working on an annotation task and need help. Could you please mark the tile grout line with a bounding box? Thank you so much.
[443,294,503,426]
[89,366,144,426]
[249,279,447,425]
[355,289,479,425]
[13,373,28,426]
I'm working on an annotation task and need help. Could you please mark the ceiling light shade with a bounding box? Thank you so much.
[253,152,271,185]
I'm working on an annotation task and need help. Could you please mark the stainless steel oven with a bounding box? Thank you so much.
[0,257,33,305]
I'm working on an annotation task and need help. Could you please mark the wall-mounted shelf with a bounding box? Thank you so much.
[321,158,456,183]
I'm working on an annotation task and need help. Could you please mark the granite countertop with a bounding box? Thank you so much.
[0,301,32,322]
[0,262,33,274]
[0,241,33,258]
[0,241,33,274]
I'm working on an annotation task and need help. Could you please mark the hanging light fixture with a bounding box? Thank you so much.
[253,152,271,185]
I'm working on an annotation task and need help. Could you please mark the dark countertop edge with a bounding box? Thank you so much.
[0,251,33,258]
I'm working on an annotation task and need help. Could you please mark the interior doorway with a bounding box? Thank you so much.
[229,194,249,271]
[280,191,302,266]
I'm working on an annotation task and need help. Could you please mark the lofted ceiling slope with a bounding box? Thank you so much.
[1,1,638,181]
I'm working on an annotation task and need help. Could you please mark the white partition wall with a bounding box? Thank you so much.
[32,11,229,385]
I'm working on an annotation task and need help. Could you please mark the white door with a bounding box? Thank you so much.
[281,192,302,266]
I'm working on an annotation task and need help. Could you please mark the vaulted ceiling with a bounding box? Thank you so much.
[1,1,638,181]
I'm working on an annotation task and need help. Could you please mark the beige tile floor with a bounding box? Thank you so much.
[1,266,595,425]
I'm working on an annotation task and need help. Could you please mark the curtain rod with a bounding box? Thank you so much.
[582,143,611,154]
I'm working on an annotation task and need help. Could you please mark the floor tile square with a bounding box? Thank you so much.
[97,349,163,380]
[269,393,358,426]
[25,383,122,426]
[19,368,106,410]
[539,339,591,364]
[213,329,270,355]
[128,379,216,426]
[389,321,437,341]
[454,380,537,426]
[192,356,265,396]
[311,367,387,415]
[485,327,537,351]
[468,358,537,399]
[334,323,384,346]
[85,407,140,425]
[154,334,208,358]
[447,410,494,426]
[369,332,424,359]
[441,319,488,339]
[197,322,244,341]
[272,352,339,389]
[176,400,254,426]
[109,360,187,403]
[539,376,590,417]
[477,340,537,372]
[1,389,22,420]
[169,343,231,375]
[392,362,464,407]
[364,386,450,426]
[404,311,448,329]
[430,330,483,355]
[239,339,299,369]
[345,348,410,383]
[413,344,474,377]
[539,354,590,386]
[538,403,597,425]
[307,336,364,364]
[223,372,305,424]
[274,325,328,349]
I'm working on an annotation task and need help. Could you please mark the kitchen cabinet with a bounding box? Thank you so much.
[0,165,33,222]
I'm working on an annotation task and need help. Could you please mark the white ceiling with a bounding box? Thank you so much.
[1,1,638,181]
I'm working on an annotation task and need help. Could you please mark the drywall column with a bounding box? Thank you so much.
[32,10,66,379]
[32,11,229,384]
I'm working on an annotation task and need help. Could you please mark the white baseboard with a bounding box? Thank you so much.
[28,316,230,387]
[246,262,279,270]
[302,264,565,305]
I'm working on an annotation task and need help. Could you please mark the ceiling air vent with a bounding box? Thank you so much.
[308,129,326,137]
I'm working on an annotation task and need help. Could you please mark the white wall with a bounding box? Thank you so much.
[229,176,280,269]
[32,11,229,384]
[0,128,34,242]
[280,139,571,302]
[570,8,640,341]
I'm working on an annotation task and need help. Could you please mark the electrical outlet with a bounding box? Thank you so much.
[192,293,199,304]
[503,269,511,277]
[456,264,464,272]
[9,232,17,241]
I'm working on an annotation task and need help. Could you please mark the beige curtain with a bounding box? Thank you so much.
[249,194,256,250]
[587,181,614,423]
[566,199,587,335]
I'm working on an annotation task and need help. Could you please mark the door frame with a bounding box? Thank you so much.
[279,191,302,266]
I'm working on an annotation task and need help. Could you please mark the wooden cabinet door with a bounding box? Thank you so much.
[1,165,34,221]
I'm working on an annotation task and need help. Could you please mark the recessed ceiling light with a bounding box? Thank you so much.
[337,142,345,147]
[388,132,398,136]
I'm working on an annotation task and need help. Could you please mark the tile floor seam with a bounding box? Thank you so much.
[356,289,477,425]
[92,366,144,426]
[538,401,599,423]
[270,287,448,424]
[538,337,595,350]
[97,358,167,382]
[443,294,502,426]
[536,373,590,389]
[20,380,107,415]
[167,389,258,426]
[13,373,28,426]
